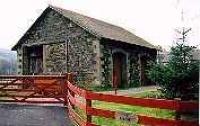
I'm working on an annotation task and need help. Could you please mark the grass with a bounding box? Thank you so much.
[75,90,175,126]
[93,101,175,119]
[77,82,113,92]
[89,85,113,92]
[92,101,175,126]
[131,90,165,99]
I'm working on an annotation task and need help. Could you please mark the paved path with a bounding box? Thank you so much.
[100,85,160,96]
[0,104,72,126]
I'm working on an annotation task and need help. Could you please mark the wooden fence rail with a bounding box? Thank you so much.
[0,74,198,126]
[66,74,199,126]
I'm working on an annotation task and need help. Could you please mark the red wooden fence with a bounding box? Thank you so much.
[66,74,199,126]
[0,74,198,126]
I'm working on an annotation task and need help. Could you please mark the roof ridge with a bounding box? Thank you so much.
[49,5,155,49]
[50,5,136,36]
[50,5,102,37]
[12,5,156,50]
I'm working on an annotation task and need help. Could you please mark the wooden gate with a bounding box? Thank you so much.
[0,75,67,104]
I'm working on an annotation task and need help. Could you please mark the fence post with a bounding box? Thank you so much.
[61,73,68,106]
[175,111,181,120]
[86,96,92,125]
[67,72,76,84]
[175,99,181,122]
[67,73,75,109]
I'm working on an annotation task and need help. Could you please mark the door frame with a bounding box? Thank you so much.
[27,46,43,74]
[112,49,128,88]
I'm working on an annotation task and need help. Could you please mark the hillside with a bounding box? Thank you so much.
[0,48,17,74]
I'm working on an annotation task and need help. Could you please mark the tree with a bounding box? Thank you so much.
[147,29,199,100]
[148,44,199,100]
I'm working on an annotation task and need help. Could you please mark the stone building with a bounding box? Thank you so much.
[12,6,157,88]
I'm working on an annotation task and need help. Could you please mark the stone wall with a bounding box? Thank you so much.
[100,44,112,87]
[22,47,29,75]
[100,40,156,88]
[67,34,99,84]
[16,47,23,75]
[44,43,67,73]
[17,9,100,84]
[15,8,156,87]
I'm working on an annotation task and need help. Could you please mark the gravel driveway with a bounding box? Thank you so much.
[0,104,72,126]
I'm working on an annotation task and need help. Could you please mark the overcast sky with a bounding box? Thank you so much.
[0,0,199,50]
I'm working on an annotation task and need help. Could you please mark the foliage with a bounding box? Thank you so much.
[88,85,113,91]
[147,43,199,100]
[101,46,112,88]
[129,56,140,87]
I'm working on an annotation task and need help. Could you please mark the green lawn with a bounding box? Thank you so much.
[130,90,165,99]
[76,91,175,126]
[92,101,175,126]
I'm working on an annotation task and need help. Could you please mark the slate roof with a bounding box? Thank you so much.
[12,5,156,50]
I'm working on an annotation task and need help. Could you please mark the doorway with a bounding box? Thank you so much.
[112,52,127,88]
[27,46,43,74]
